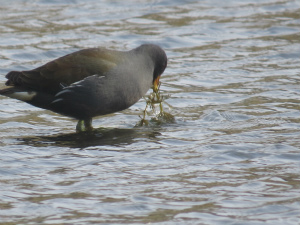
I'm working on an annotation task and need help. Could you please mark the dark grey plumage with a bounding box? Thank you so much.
[0,44,167,131]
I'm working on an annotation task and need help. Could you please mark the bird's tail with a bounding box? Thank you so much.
[0,87,37,101]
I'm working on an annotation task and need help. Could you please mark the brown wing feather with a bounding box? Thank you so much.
[5,48,118,94]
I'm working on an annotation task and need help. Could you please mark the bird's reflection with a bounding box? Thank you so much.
[18,127,161,149]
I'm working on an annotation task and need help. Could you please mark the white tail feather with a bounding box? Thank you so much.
[7,91,37,101]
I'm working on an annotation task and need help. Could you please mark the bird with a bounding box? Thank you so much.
[0,44,167,132]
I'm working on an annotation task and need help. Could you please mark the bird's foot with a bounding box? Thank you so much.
[76,119,93,133]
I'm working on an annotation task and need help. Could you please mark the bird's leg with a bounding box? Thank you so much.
[76,118,93,132]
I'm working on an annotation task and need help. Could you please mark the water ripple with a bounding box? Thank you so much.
[0,0,300,224]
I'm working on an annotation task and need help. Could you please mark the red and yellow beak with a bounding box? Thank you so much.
[153,75,161,92]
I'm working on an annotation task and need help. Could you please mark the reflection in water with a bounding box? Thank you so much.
[19,127,161,148]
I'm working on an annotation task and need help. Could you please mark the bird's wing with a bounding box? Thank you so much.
[49,75,108,119]
[5,48,118,94]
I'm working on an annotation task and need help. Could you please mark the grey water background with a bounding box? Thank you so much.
[0,0,300,224]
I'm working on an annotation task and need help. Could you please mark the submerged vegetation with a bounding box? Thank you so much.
[137,82,175,126]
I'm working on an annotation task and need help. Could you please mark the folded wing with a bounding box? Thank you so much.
[5,48,118,94]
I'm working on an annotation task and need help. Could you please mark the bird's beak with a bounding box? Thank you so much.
[153,75,161,92]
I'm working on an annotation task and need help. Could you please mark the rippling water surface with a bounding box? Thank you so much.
[0,0,300,224]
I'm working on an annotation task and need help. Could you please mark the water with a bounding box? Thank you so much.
[0,0,300,224]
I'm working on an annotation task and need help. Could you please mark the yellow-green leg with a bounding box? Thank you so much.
[76,118,93,132]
